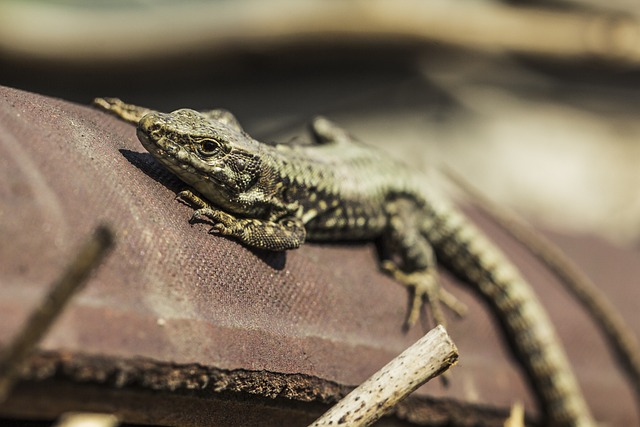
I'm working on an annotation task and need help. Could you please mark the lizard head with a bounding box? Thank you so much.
[136,109,264,209]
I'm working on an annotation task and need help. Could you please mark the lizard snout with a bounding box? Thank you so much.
[137,112,169,144]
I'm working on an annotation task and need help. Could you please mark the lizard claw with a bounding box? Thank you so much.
[208,223,227,234]
[189,209,205,223]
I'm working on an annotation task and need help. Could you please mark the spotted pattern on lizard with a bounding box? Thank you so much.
[93,97,595,426]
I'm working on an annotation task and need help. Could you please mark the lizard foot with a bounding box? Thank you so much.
[176,190,238,234]
[382,261,467,328]
[191,208,238,235]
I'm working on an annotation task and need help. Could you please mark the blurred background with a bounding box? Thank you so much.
[0,0,639,244]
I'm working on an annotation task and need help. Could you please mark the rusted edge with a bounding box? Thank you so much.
[22,350,347,404]
[6,349,517,426]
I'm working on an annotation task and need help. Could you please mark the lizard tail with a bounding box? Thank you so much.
[424,204,595,427]
[442,164,640,414]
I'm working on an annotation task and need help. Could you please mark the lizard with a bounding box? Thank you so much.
[93,97,596,426]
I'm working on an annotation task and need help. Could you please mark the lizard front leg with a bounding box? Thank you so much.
[382,197,466,327]
[94,98,245,132]
[93,98,158,124]
[179,190,306,251]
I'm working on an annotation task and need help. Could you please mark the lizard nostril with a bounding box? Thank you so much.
[234,158,246,171]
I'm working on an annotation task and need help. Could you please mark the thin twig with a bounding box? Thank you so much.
[54,412,119,427]
[0,225,114,402]
[309,325,458,427]
[442,165,640,411]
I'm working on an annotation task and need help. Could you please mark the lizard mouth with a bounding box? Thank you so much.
[136,125,162,152]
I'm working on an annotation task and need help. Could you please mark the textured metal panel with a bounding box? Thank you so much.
[0,85,636,425]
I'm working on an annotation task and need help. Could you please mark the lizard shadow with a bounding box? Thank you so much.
[119,149,184,192]
[243,246,287,270]
[118,149,288,271]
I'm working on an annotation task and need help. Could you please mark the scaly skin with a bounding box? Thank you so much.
[93,97,595,426]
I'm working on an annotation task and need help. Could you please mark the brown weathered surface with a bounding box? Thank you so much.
[0,85,637,425]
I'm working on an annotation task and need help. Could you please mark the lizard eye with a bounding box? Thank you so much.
[198,139,220,157]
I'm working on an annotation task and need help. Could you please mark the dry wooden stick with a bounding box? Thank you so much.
[0,225,114,402]
[442,165,640,411]
[309,325,458,427]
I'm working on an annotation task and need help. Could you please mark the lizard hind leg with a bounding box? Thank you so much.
[382,199,467,328]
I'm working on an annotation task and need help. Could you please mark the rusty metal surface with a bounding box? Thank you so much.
[0,85,638,425]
